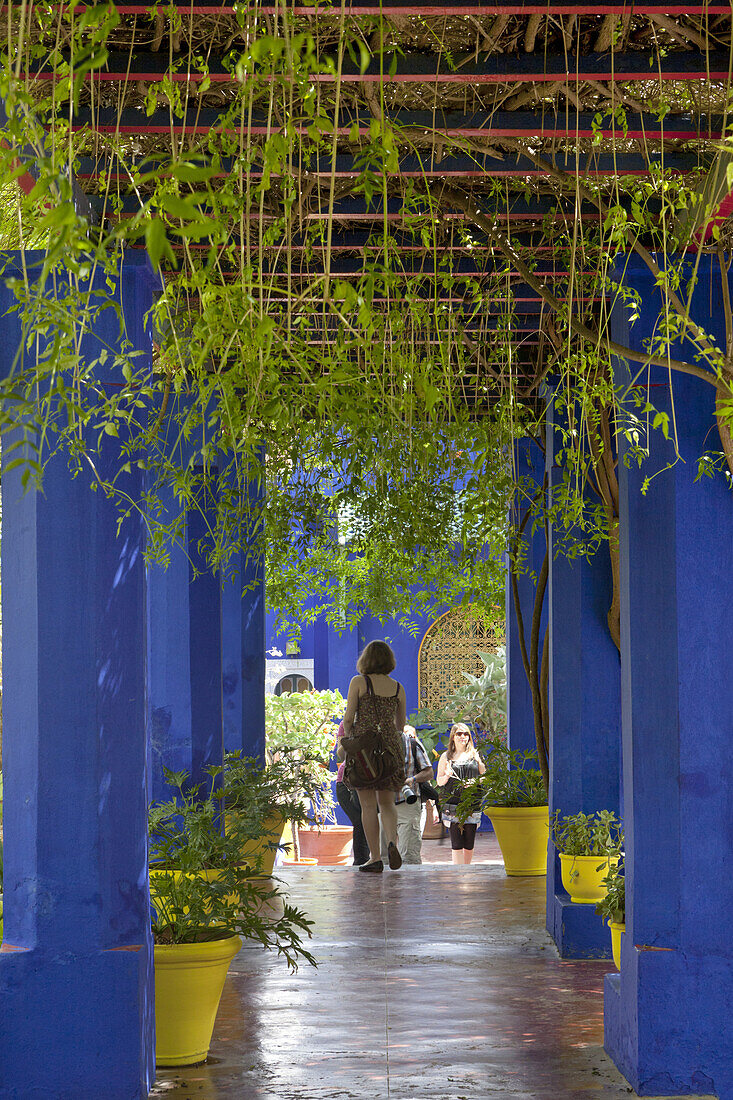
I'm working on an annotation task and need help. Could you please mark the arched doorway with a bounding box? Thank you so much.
[418,607,504,710]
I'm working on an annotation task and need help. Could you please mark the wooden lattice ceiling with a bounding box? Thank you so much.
[6,1,731,397]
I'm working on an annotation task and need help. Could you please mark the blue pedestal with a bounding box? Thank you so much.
[0,256,157,1097]
[604,255,733,1097]
[546,402,621,958]
[550,895,612,959]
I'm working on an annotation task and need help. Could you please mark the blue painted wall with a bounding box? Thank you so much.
[267,601,445,716]
[604,255,733,1098]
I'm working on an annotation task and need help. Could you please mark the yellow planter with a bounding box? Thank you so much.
[486,805,549,876]
[154,934,241,1066]
[150,868,238,921]
[229,811,287,876]
[559,853,619,903]
[609,920,625,970]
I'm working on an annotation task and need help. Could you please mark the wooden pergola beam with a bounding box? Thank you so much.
[66,106,726,140]
[26,49,733,84]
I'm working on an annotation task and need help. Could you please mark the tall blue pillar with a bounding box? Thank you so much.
[0,255,157,1097]
[147,485,194,804]
[546,400,621,959]
[187,499,224,787]
[222,559,243,756]
[506,438,548,757]
[148,437,225,798]
[221,470,266,761]
[605,256,733,1097]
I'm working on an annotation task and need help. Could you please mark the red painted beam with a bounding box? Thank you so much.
[77,166,671,181]
[71,120,722,140]
[61,3,733,14]
[26,64,733,86]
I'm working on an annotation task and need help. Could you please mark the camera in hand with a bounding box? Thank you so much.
[400,783,418,804]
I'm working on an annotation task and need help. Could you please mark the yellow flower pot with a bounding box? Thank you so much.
[229,810,287,876]
[609,920,625,970]
[149,868,238,921]
[559,853,619,903]
[486,805,549,876]
[154,934,241,1066]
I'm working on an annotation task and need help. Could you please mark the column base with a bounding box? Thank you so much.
[548,892,612,959]
[0,943,154,1099]
[604,944,732,1097]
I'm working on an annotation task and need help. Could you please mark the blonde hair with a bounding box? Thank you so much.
[356,640,396,676]
[447,722,480,762]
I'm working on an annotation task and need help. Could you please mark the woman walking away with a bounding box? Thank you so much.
[437,723,486,864]
[339,641,407,873]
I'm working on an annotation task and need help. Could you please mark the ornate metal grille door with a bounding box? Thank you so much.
[418,607,505,710]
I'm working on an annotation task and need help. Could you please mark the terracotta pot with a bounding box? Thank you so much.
[297,825,353,865]
[422,801,446,840]
[281,857,318,868]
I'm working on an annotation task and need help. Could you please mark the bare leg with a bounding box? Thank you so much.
[451,850,466,865]
[464,849,474,865]
[376,789,398,848]
[357,789,381,862]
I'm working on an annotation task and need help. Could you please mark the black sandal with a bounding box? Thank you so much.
[358,860,384,873]
[387,842,402,870]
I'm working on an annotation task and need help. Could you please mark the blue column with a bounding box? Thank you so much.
[224,469,266,761]
[546,401,621,959]
[187,499,224,788]
[222,558,243,756]
[147,486,193,804]
[0,255,157,1097]
[506,438,548,756]
[147,433,225,798]
[605,256,733,1096]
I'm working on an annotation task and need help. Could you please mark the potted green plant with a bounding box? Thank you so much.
[456,740,549,876]
[265,689,348,864]
[596,862,625,969]
[552,810,623,903]
[149,766,315,1067]
[223,750,325,875]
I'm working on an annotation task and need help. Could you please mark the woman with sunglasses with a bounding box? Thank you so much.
[436,723,486,864]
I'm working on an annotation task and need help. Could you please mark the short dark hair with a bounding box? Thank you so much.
[356,640,396,675]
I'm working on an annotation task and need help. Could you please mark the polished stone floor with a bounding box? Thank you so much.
[151,847,712,1100]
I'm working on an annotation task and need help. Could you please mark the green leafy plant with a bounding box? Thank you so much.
[223,749,332,860]
[595,862,625,925]
[443,648,507,737]
[408,646,507,755]
[455,740,547,818]
[149,766,315,968]
[264,689,345,856]
[551,810,624,857]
